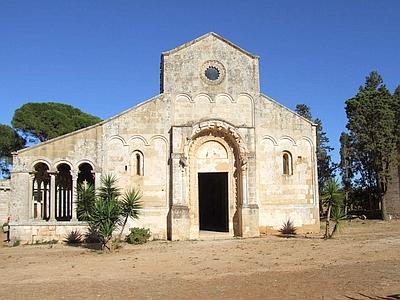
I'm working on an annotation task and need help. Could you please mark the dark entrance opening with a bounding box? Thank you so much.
[198,172,228,232]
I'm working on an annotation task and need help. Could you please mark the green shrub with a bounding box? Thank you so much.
[64,230,83,245]
[84,226,101,244]
[12,240,20,247]
[279,219,297,235]
[126,227,151,245]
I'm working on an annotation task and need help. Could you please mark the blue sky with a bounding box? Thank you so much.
[1,1,399,164]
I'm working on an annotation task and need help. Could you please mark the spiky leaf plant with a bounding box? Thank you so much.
[88,197,121,250]
[279,219,297,236]
[64,230,83,245]
[330,206,347,238]
[76,182,95,221]
[97,174,121,201]
[119,188,143,238]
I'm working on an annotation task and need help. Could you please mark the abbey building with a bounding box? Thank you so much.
[4,33,320,241]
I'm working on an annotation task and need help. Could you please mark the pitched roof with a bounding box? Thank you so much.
[162,32,259,59]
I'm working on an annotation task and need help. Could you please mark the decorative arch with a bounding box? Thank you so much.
[189,119,249,162]
[128,135,149,146]
[185,119,249,238]
[193,93,213,103]
[32,162,51,220]
[30,159,52,172]
[261,135,278,146]
[108,135,127,146]
[279,135,297,146]
[54,160,74,172]
[55,163,72,221]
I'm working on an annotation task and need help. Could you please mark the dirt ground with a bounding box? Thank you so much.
[0,220,399,300]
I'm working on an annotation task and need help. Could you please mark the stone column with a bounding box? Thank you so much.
[241,153,259,238]
[71,171,78,221]
[28,173,35,220]
[169,152,190,241]
[94,172,101,190]
[49,172,56,221]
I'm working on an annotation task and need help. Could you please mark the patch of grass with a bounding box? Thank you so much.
[12,240,20,247]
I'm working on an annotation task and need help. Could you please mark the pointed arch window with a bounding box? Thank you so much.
[282,151,293,175]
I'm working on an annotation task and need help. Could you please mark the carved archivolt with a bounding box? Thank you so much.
[188,120,249,162]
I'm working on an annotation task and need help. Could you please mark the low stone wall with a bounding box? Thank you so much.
[9,222,89,243]
[0,180,11,224]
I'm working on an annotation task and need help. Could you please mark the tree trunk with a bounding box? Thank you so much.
[330,222,339,238]
[119,216,128,240]
[325,203,332,239]
[381,196,388,220]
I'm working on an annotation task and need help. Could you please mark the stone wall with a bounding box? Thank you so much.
[255,95,320,232]
[0,180,11,224]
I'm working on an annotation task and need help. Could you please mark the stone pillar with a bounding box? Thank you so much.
[49,172,56,221]
[71,171,78,221]
[94,172,101,190]
[169,152,190,241]
[28,173,35,220]
[241,154,259,238]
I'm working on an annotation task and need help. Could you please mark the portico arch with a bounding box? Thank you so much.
[185,120,249,238]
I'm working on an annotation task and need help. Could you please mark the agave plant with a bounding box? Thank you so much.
[119,188,143,238]
[64,230,83,245]
[279,218,297,236]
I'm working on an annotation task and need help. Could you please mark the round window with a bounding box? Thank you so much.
[200,60,225,84]
[205,66,220,81]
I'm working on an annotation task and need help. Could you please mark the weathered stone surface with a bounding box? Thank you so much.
[8,32,320,242]
[0,180,11,224]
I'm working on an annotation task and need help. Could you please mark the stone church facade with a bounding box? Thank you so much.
[6,33,320,242]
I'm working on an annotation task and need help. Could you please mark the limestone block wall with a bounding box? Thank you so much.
[102,95,171,238]
[162,33,260,98]
[13,124,103,173]
[0,180,11,224]
[10,223,88,243]
[255,95,319,232]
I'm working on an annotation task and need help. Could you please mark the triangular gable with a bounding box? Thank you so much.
[162,32,259,59]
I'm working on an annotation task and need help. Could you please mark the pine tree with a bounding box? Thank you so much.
[345,71,397,219]
[295,104,335,193]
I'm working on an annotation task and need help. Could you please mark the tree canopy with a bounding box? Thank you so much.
[295,104,335,193]
[0,124,25,177]
[12,102,102,142]
[344,71,398,219]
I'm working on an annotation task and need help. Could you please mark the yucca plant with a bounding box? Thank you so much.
[321,179,345,239]
[76,182,95,221]
[330,206,346,238]
[119,188,143,239]
[88,197,121,250]
[97,174,121,201]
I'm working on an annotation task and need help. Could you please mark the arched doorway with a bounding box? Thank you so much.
[187,125,245,238]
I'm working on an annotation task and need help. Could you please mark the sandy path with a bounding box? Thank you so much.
[0,220,399,299]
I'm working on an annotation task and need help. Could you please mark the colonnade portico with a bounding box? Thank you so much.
[27,162,98,223]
